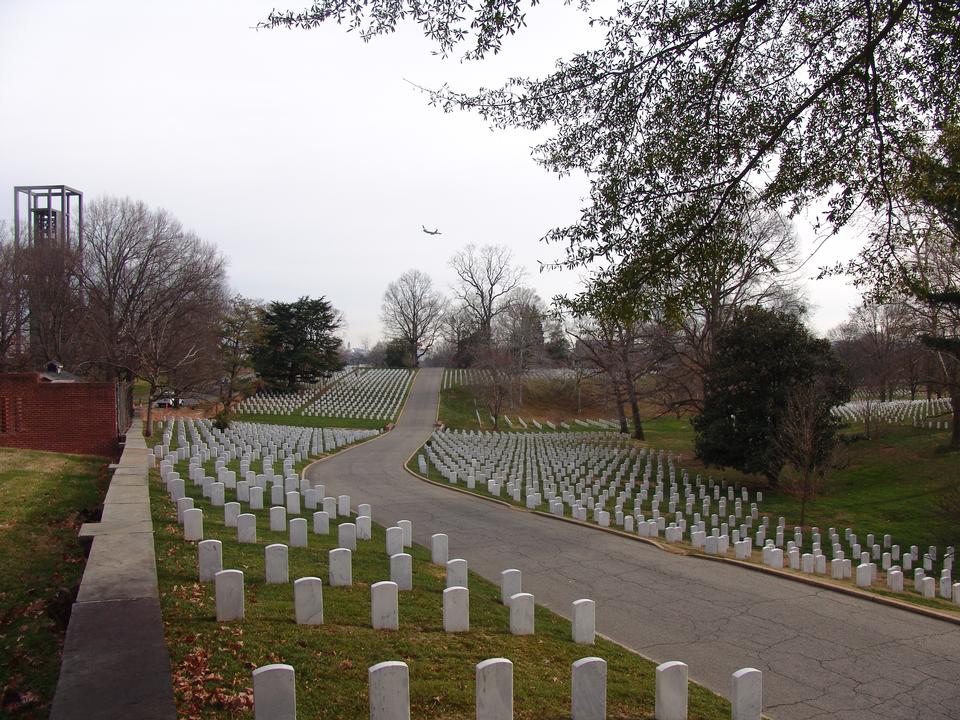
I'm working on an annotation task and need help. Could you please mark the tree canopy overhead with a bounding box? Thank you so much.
[264,0,959,308]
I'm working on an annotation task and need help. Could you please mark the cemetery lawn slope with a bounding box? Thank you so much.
[0,448,109,718]
[151,471,731,719]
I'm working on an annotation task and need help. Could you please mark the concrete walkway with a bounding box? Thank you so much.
[307,367,960,720]
[51,419,175,720]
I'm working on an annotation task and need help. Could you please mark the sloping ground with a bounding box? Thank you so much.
[0,449,108,718]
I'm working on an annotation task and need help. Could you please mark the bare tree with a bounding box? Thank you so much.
[449,244,525,345]
[496,287,546,372]
[219,295,262,411]
[0,223,27,369]
[381,269,447,367]
[570,305,653,440]
[651,210,799,415]
[774,382,842,527]
[473,345,519,430]
[79,197,227,433]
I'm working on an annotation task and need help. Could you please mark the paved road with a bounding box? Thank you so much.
[307,368,960,719]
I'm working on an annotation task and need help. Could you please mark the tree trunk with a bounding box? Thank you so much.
[144,384,155,437]
[612,381,628,434]
[627,390,645,440]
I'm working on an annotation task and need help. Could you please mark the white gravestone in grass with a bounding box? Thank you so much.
[371,581,399,630]
[265,544,289,584]
[476,658,512,720]
[501,569,521,605]
[183,508,203,542]
[446,559,468,588]
[571,657,606,720]
[338,523,357,551]
[249,486,264,510]
[337,494,351,517]
[391,553,413,591]
[368,661,410,720]
[269,506,287,532]
[238,513,257,544]
[215,569,244,621]
[443,586,469,632]
[655,661,688,720]
[312,511,329,535]
[572,599,596,645]
[294,577,323,625]
[289,518,308,548]
[198,539,222,582]
[252,663,296,720]
[398,520,412,547]
[329,548,352,587]
[357,515,372,541]
[731,667,762,720]
[224,502,241,528]
[386,527,404,556]
[431,534,449,565]
[509,593,534,635]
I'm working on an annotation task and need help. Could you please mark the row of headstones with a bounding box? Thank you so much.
[250,658,763,720]
[166,450,764,719]
[302,368,412,419]
[423,430,960,603]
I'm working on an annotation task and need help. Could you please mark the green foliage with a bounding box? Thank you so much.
[693,307,850,484]
[212,409,232,431]
[384,337,414,368]
[263,0,960,310]
[250,296,343,391]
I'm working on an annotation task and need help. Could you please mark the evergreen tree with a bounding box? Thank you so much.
[251,296,343,391]
[693,307,849,485]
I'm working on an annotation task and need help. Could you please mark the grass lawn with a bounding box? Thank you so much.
[153,458,731,719]
[439,386,615,434]
[0,448,109,718]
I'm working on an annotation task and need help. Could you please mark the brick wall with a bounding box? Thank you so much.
[0,373,120,458]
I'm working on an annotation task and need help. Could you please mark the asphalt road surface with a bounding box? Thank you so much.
[306,368,960,719]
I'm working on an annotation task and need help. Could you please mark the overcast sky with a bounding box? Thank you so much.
[0,0,864,347]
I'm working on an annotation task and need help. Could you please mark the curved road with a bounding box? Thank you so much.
[307,368,960,719]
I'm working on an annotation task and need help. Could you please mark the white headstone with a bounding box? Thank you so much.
[390,553,413,591]
[265,544,289,584]
[655,661,688,720]
[371,581,399,630]
[386,527,404,556]
[183,508,203,542]
[338,522,357,551]
[431,533,449,565]
[731,667,762,720]
[443,586,469,632]
[571,657,606,720]
[476,658,512,720]
[397,520,412,547]
[329,547,352,587]
[368,661,410,720]
[269,506,287,532]
[509,593,534,635]
[215,569,244,621]
[289,517,308,548]
[312,511,329,535]
[198,539,222,582]
[253,663,296,720]
[294,577,323,625]
[446,559,468,588]
[572,599,596,645]
[501,569,521,605]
